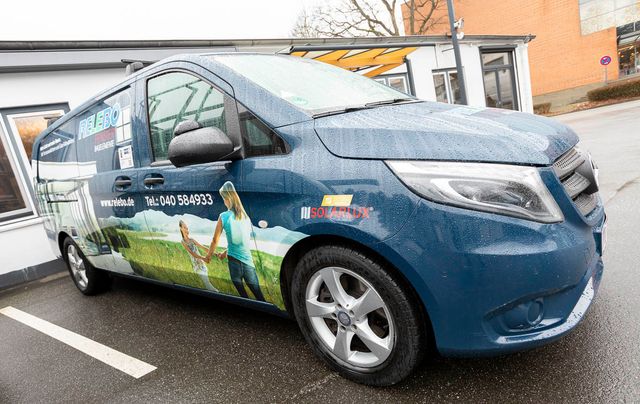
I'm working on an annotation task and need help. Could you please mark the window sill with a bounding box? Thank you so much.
[0,215,44,233]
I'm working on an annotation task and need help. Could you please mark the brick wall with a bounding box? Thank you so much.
[404,0,619,96]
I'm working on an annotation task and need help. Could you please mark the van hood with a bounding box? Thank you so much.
[313,102,578,165]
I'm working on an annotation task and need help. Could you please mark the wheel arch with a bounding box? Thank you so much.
[279,234,435,346]
[58,231,72,261]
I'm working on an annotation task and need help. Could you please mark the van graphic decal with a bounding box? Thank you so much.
[93,182,307,310]
[321,194,353,207]
[301,206,371,220]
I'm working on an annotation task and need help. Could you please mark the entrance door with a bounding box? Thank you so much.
[481,50,519,111]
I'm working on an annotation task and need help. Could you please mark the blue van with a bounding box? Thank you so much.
[33,53,606,386]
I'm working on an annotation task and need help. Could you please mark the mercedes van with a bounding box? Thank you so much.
[33,53,606,386]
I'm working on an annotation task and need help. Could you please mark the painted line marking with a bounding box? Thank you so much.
[0,306,156,378]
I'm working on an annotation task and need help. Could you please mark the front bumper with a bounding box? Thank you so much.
[375,195,605,357]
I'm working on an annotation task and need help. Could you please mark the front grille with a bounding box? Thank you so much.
[553,147,599,216]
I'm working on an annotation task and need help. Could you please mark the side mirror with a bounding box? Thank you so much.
[168,120,234,167]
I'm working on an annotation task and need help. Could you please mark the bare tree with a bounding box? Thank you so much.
[291,0,446,38]
[291,9,320,38]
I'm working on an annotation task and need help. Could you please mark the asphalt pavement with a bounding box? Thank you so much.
[1,101,639,403]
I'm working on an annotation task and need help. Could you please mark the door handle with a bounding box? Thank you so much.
[114,177,132,189]
[143,175,165,186]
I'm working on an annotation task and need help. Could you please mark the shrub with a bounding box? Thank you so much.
[587,79,640,101]
[533,102,552,115]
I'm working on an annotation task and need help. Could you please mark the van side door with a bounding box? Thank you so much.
[133,67,244,295]
[72,85,142,274]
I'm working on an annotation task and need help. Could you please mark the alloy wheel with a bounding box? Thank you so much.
[305,266,395,369]
[67,244,88,289]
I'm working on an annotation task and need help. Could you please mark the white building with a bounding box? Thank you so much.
[0,35,534,288]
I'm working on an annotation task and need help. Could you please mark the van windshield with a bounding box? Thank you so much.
[210,54,413,115]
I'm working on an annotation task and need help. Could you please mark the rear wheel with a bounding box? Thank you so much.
[63,237,110,295]
[291,245,425,386]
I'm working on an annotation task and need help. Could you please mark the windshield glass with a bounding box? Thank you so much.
[211,54,411,113]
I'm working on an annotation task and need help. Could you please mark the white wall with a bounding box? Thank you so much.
[0,218,58,273]
[515,43,534,113]
[0,68,126,110]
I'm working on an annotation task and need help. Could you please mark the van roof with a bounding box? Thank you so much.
[35,52,311,146]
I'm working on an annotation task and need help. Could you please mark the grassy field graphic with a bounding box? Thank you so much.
[114,230,286,309]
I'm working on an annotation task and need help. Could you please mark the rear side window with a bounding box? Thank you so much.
[147,72,226,161]
[75,88,134,173]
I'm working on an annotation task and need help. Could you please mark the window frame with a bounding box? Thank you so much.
[373,73,412,95]
[479,47,521,111]
[236,101,290,158]
[144,69,239,165]
[432,68,461,104]
[72,86,135,174]
[0,103,69,224]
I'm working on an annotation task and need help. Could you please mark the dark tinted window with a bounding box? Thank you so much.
[147,72,226,161]
[238,104,287,157]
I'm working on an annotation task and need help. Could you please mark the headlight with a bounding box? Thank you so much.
[387,161,563,223]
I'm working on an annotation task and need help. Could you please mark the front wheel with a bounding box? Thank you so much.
[63,237,110,295]
[291,245,426,386]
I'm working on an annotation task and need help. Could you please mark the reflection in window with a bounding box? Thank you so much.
[433,70,462,104]
[0,129,27,217]
[481,52,509,67]
[238,104,288,157]
[433,73,448,103]
[147,72,226,161]
[618,43,639,77]
[481,50,519,111]
[8,110,65,160]
[374,74,411,95]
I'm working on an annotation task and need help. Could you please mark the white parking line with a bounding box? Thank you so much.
[0,306,156,378]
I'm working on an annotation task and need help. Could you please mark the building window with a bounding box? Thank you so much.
[480,49,519,111]
[0,104,69,223]
[374,74,411,95]
[617,20,640,78]
[432,70,461,104]
[2,105,67,163]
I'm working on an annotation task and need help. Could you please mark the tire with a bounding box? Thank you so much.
[291,245,425,386]
[63,237,111,295]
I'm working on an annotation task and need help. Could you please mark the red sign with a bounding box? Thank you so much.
[600,56,612,66]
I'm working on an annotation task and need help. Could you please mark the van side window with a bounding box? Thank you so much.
[147,72,226,161]
[75,87,133,172]
[238,104,288,157]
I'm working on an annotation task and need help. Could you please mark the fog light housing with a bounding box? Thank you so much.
[503,298,544,330]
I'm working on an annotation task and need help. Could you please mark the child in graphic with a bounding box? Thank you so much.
[179,220,219,292]
[205,181,265,301]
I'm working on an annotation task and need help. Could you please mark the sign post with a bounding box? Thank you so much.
[600,55,611,83]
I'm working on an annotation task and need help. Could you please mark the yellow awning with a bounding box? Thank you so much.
[290,47,417,77]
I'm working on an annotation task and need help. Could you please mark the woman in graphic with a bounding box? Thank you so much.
[205,181,265,301]
[179,220,219,292]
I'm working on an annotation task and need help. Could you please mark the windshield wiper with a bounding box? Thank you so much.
[311,105,371,118]
[364,98,418,107]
